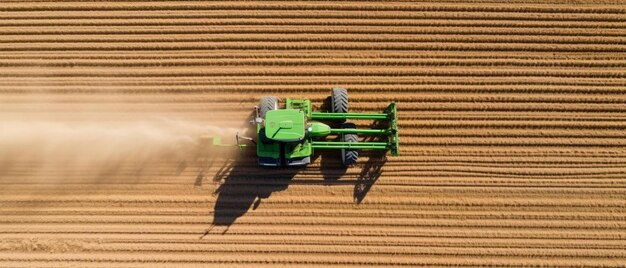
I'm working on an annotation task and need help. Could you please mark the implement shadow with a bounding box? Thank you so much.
[354,151,387,204]
[353,118,390,204]
[312,102,390,204]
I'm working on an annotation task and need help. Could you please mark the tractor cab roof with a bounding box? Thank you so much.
[265,109,305,142]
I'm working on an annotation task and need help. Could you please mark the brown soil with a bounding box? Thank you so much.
[1,1,625,267]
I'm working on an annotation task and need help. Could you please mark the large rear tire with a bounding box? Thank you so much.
[341,122,358,166]
[331,88,348,113]
[259,96,278,119]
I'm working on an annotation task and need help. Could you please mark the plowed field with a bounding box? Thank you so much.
[1,1,625,267]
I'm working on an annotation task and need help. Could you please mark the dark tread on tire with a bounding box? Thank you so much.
[259,96,278,119]
[258,96,279,145]
[331,88,348,113]
[341,122,358,166]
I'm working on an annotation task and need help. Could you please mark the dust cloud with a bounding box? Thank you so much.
[0,119,246,183]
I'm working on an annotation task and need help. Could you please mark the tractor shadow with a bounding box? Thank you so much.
[199,101,389,235]
[202,152,302,235]
[196,109,301,235]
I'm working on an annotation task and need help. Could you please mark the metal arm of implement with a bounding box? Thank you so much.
[311,141,389,150]
[310,112,388,120]
[330,129,388,135]
[314,102,399,156]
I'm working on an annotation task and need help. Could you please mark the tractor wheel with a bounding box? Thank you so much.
[259,96,278,119]
[340,122,358,166]
[331,88,348,114]
[259,96,278,144]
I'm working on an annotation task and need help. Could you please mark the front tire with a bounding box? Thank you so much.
[259,96,278,119]
[258,96,281,166]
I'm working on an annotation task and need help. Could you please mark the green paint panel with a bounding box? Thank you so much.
[257,132,280,159]
[285,140,312,159]
[265,109,305,141]
[308,122,331,137]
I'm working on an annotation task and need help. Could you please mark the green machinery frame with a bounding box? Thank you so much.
[205,99,399,161]
[308,102,399,156]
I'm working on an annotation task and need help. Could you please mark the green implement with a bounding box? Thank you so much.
[209,88,399,167]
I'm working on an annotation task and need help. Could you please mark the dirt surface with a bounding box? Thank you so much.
[1,1,626,267]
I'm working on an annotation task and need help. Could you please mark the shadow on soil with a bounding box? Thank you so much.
[351,119,389,204]
[196,102,388,234]
[202,153,303,235]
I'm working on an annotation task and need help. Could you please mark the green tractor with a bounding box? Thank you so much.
[212,88,399,167]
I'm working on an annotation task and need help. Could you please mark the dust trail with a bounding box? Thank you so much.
[0,119,246,183]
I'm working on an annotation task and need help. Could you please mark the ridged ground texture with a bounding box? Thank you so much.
[1,1,626,267]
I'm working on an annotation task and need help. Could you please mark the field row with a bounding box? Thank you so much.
[2,26,625,37]
[3,233,625,250]
[0,254,623,268]
[0,66,623,77]
[5,92,626,103]
[2,181,626,194]
[1,240,626,259]
[5,215,626,230]
[1,194,624,206]
[2,201,623,214]
[4,102,626,114]
[1,43,625,52]
[2,224,626,240]
[3,10,626,21]
[3,85,626,95]
[2,58,626,68]
[2,18,626,28]
[2,75,623,86]
[0,1,623,13]
[6,34,625,43]
[3,160,625,176]
[0,64,626,75]
[1,50,624,59]
[2,178,625,188]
